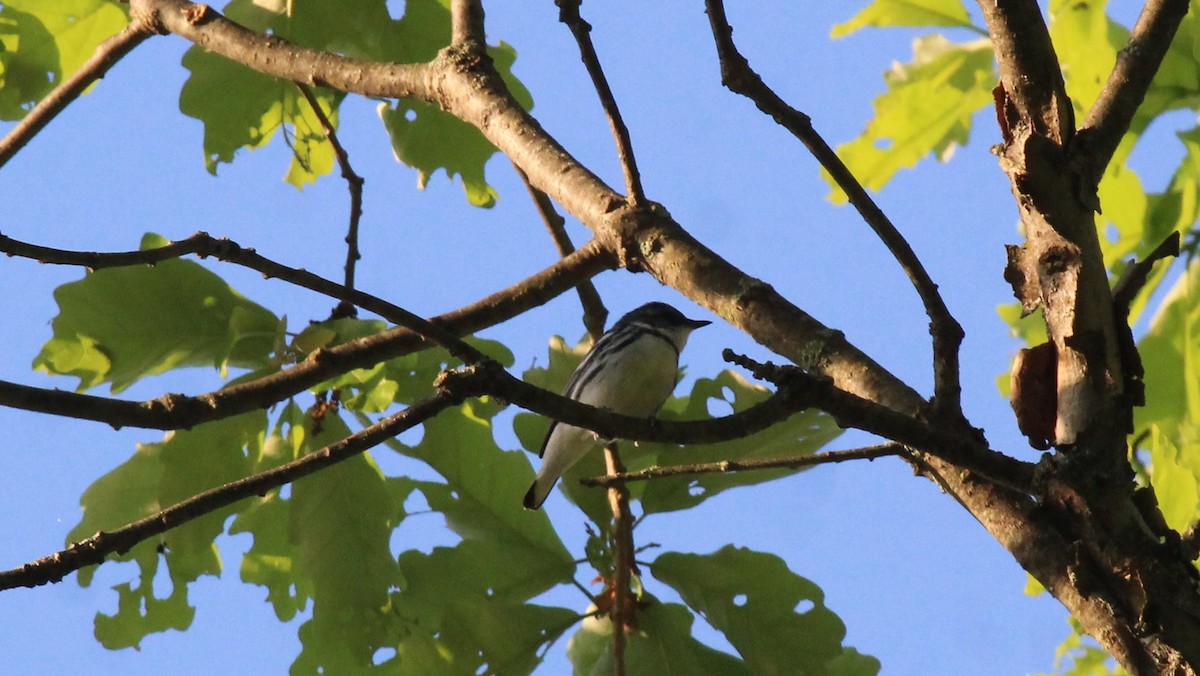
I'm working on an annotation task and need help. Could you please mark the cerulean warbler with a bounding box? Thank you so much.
[523,302,710,510]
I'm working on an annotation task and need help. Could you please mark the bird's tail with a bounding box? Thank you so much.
[522,474,557,510]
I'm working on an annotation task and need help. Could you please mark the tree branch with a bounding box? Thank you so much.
[584,442,904,487]
[604,443,632,676]
[1079,0,1191,177]
[703,0,965,419]
[295,83,364,318]
[514,162,608,338]
[0,20,155,170]
[2,231,484,364]
[978,0,1073,144]
[0,235,615,429]
[0,390,455,590]
[449,0,486,46]
[556,0,646,207]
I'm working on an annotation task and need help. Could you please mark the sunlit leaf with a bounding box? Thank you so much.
[34,233,280,392]
[568,598,752,676]
[826,35,993,202]
[1146,425,1200,532]
[832,0,975,38]
[68,412,266,648]
[653,546,878,675]
[1049,0,1124,116]
[289,412,403,672]
[1137,261,1200,440]
[0,0,127,119]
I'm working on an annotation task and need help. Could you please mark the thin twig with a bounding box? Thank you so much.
[295,83,364,318]
[0,234,614,429]
[556,0,645,207]
[1112,231,1181,313]
[1079,0,1191,179]
[0,391,455,590]
[514,162,608,337]
[703,0,965,419]
[0,22,154,170]
[604,443,632,676]
[1,231,476,364]
[583,442,903,487]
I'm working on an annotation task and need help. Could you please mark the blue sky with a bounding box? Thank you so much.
[2,1,1160,673]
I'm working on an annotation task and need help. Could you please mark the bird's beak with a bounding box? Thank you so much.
[688,318,712,330]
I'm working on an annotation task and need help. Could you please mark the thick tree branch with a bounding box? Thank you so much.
[127,0,920,422]
[556,0,646,207]
[80,5,1200,669]
[1079,0,1191,177]
[584,442,903,487]
[449,0,486,46]
[436,354,1035,492]
[128,0,433,99]
[0,390,455,590]
[704,0,965,419]
[0,236,615,428]
[978,0,1073,145]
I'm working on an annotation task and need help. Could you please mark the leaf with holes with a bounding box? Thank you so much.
[653,546,879,675]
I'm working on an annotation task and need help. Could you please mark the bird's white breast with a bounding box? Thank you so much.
[575,332,681,416]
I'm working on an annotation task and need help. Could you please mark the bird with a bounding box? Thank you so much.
[523,302,711,510]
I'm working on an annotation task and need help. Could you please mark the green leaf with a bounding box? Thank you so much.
[179,44,340,189]
[176,0,397,188]
[409,398,574,571]
[378,37,532,208]
[68,412,266,649]
[1136,260,1200,440]
[0,0,127,119]
[389,542,577,674]
[1049,0,1125,116]
[33,233,280,392]
[289,412,404,673]
[653,546,878,676]
[826,35,993,202]
[568,598,753,676]
[1033,617,1126,676]
[831,0,975,38]
[1145,425,1200,532]
[375,0,533,207]
[229,404,311,622]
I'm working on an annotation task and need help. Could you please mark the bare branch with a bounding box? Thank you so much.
[441,354,1035,492]
[1112,231,1182,313]
[0,391,455,590]
[514,162,608,338]
[977,0,1073,144]
[0,236,615,429]
[449,0,486,46]
[1080,0,1191,176]
[0,21,154,170]
[718,350,1033,491]
[703,0,965,419]
[556,0,646,207]
[584,443,904,487]
[128,0,432,99]
[604,443,633,676]
[295,84,364,318]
